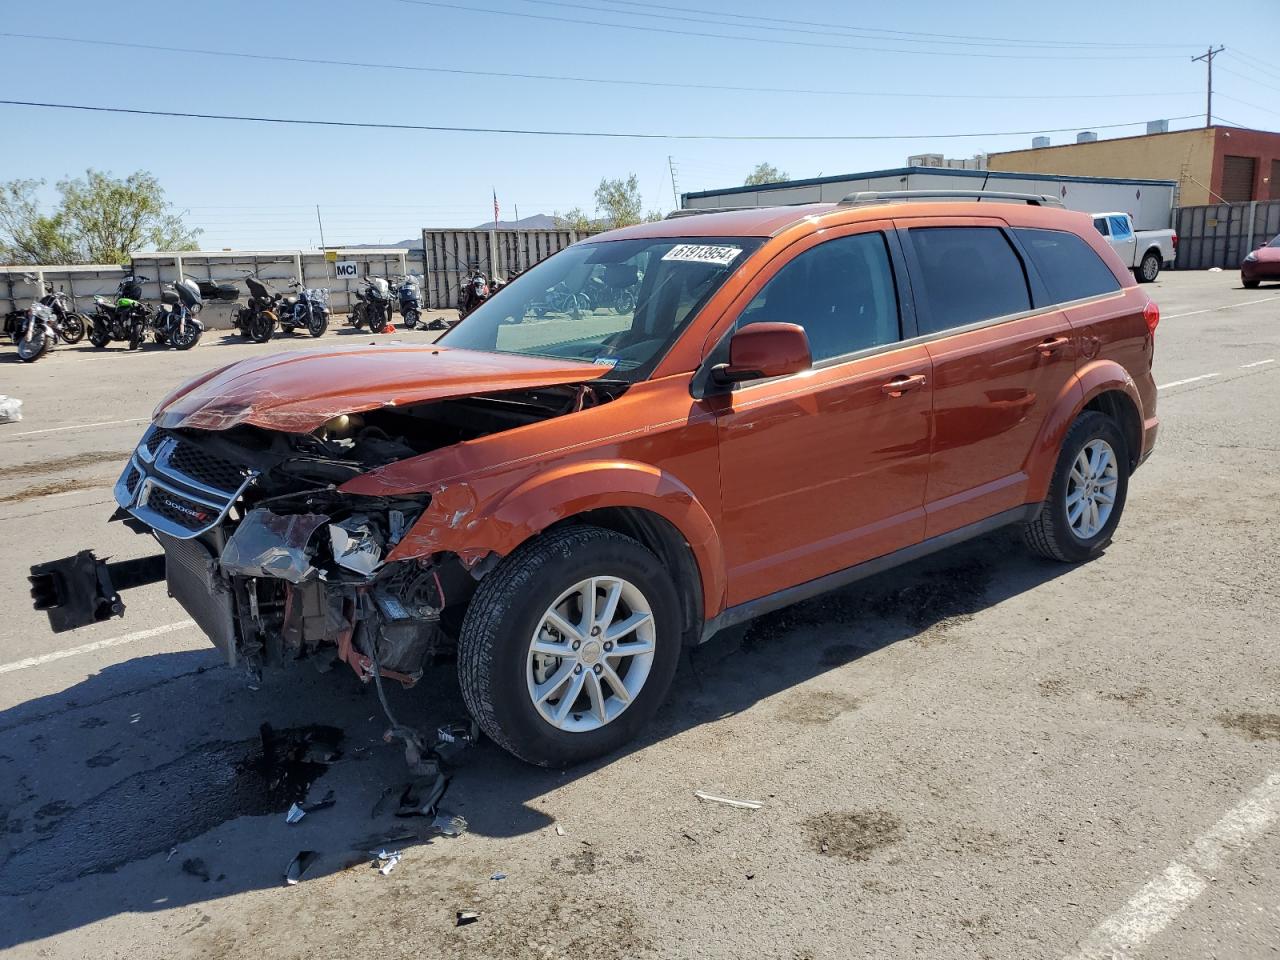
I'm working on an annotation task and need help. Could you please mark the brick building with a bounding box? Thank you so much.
[988,126,1280,206]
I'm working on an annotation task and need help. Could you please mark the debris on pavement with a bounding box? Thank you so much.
[0,396,22,424]
[555,824,566,836]
[490,871,507,881]
[129,713,142,724]
[431,811,468,837]
[456,911,480,927]
[371,785,399,819]
[371,848,402,876]
[286,803,306,824]
[285,850,319,885]
[165,847,178,862]
[181,857,210,882]
[694,790,764,810]
[396,772,448,818]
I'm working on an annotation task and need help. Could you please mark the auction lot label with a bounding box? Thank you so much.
[661,244,743,266]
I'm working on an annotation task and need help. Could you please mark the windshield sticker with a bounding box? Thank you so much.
[592,356,620,366]
[661,244,743,267]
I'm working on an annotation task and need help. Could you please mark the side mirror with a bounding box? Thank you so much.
[712,322,812,385]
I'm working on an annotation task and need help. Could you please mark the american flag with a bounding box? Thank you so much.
[493,189,499,226]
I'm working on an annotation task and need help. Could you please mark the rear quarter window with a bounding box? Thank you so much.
[1013,228,1122,304]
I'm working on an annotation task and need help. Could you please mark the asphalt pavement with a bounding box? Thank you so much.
[0,273,1277,960]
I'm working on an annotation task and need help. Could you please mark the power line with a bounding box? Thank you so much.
[1223,48,1280,83]
[592,0,1199,49]
[0,32,1197,102]
[391,0,1186,60]
[1215,64,1280,95]
[1215,93,1280,118]
[0,98,1201,141]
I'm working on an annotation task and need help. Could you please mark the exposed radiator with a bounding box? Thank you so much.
[157,532,238,665]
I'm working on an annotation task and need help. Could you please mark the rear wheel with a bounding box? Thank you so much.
[458,525,682,767]
[1137,251,1161,283]
[1023,411,1129,563]
[60,313,86,344]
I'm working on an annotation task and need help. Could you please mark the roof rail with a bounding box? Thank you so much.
[838,190,1064,208]
[665,206,759,219]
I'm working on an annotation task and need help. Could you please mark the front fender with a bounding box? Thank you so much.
[383,459,727,619]
[1025,359,1144,501]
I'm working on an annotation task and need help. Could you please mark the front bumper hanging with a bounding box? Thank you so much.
[29,550,166,633]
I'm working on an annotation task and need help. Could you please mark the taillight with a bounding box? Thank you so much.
[1172,232,1178,250]
[1143,300,1160,334]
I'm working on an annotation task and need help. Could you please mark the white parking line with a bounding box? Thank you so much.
[1164,295,1280,319]
[1066,769,1280,960]
[4,417,147,439]
[1157,373,1218,390]
[0,621,194,674]
[1241,358,1276,369]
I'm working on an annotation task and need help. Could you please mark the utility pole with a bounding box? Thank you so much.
[315,204,327,250]
[1191,45,1225,127]
[667,155,681,209]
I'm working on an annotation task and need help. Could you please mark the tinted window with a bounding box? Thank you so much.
[1092,217,1110,237]
[738,232,900,362]
[1108,215,1133,240]
[1014,228,1122,304]
[907,227,1031,333]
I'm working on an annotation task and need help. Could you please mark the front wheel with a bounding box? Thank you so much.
[247,310,274,343]
[127,321,144,350]
[170,321,201,351]
[1243,278,1260,289]
[1137,252,1161,283]
[368,307,388,334]
[307,309,329,337]
[458,525,682,767]
[1023,411,1129,563]
[402,307,420,329]
[17,327,50,362]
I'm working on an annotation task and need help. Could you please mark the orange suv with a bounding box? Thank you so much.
[32,191,1159,767]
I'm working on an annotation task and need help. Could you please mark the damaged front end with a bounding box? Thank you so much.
[30,380,610,687]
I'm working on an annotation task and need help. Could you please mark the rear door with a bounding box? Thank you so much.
[712,224,933,607]
[897,219,1079,538]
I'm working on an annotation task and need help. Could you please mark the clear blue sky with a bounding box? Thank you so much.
[3,0,1277,249]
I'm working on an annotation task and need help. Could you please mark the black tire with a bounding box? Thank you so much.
[369,308,388,334]
[1243,279,1260,289]
[1023,410,1130,563]
[457,525,683,767]
[16,326,50,362]
[1137,251,1161,283]
[89,324,110,348]
[170,322,201,351]
[247,311,274,343]
[60,313,86,344]
[307,310,328,337]
[403,308,420,329]
[127,321,143,350]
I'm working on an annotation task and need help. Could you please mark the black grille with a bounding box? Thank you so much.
[147,487,219,532]
[144,429,168,456]
[125,467,141,495]
[167,441,246,494]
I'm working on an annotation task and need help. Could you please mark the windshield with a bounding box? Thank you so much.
[1269,235,1280,248]
[440,236,763,379]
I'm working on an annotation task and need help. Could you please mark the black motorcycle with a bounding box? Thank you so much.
[235,275,284,343]
[392,274,423,329]
[4,275,86,353]
[88,275,151,350]
[148,277,205,350]
[7,301,58,362]
[349,276,392,333]
[277,281,330,337]
[457,269,490,321]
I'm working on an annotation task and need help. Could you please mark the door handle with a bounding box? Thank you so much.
[1036,336,1070,357]
[881,373,927,397]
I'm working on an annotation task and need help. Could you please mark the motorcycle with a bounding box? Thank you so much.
[8,301,58,362]
[4,274,86,349]
[532,280,589,320]
[88,275,151,350]
[349,276,392,333]
[148,277,205,350]
[236,275,284,343]
[278,281,330,337]
[457,270,490,321]
[391,274,423,329]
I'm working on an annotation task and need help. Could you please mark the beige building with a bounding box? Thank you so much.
[989,126,1280,207]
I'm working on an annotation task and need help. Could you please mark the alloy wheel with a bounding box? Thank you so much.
[1066,438,1119,539]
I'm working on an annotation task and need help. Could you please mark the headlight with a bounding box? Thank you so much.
[1244,252,1258,262]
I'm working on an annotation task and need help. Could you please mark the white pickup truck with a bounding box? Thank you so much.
[1091,212,1177,283]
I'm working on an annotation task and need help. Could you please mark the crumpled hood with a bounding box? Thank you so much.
[153,343,607,433]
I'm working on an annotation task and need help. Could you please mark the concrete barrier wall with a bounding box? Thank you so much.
[0,264,129,315]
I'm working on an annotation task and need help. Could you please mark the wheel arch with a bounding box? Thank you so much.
[1025,360,1145,501]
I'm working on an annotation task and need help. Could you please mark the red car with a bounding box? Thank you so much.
[1242,235,1280,288]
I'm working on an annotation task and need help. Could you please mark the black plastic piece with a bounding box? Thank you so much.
[29,551,165,633]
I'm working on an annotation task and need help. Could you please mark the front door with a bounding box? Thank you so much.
[712,227,933,608]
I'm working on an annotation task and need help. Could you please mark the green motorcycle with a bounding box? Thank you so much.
[89,275,151,350]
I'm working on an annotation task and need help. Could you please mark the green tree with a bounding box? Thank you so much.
[744,162,790,186]
[0,169,200,265]
[594,174,645,229]
[554,207,594,232]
